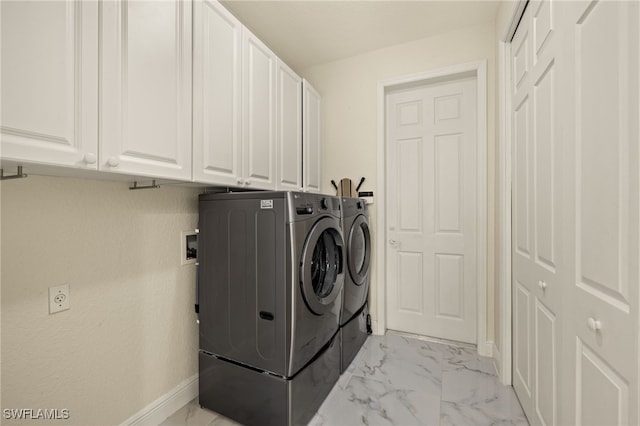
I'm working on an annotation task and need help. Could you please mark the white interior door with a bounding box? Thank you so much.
[386,76,477,344]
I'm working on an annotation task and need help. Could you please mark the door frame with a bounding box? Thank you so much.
[375,60,489,356]
[496,0,528,385]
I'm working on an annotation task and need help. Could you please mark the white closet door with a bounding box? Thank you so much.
[511,1,640,425]
[560,1,639,424]
[511,1,563,423]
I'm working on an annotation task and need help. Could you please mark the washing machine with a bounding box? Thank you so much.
[339,197,372,372]
[198,191,344,426]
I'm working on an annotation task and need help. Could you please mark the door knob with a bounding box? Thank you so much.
[538,280,547,290]
[84,153,97,164]
[107,157,119,167]
[587,317,602,332]
[237,178,244,185]
[389,239,398,247]
[245,179,251,186]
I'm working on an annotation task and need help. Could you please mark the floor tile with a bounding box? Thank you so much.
[312,375,441,426]
[349,334,443,394]
[159,399,218,426]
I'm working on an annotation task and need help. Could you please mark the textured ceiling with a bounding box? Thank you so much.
[221,0,501,72]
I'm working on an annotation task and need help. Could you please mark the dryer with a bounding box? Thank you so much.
[339,197,372,372]
[198,191,344,426]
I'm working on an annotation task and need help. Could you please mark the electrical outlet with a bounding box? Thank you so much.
[49,284,70,314]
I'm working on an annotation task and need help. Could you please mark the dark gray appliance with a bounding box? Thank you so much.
[198,191,344,426]
[339,197,372,372]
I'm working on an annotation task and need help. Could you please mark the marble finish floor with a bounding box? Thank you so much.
[161,332,528,426]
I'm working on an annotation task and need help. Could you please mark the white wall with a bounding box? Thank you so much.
[302,21,497,342]
[1,176,200,425]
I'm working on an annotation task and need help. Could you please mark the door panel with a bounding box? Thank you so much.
[575,339,629,426]
[535,299,557,426]
[435,254,464,319]
[435,134,463,233]
[533,60,556,272]
[514,96,531,258]
[514,280,532,398]
[386,76,477,344]
[396,252,424,314]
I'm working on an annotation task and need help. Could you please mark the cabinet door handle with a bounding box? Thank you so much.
[389,239,399,247]
[84,153,97,164]
[107,157,119,167]
[237,178,244,185]
[587,317,602,332]
[245,179,251,186]
[538,280,547,290]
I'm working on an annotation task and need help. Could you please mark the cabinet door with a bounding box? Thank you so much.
[302,80,321,193]
[1,0,98,169]
[193,0,242,186]
[242,29,276,190]
[275,60,302,191]
[100,0,192,180]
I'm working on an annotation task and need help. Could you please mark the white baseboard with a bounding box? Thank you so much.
[491,342,504,382]
[476,339,492,357]
[120,374,198,426]
[372,320,384,335]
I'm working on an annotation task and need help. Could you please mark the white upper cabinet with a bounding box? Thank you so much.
[242,29,277,190]
[276,60,302,191]
[193,1,279,190]
[2,0,318,188]
[302,80,321,193]
[100,0,192,180]
[0,0,99,169]
[192,0,242,186]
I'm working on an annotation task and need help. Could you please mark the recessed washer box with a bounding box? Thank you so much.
[181,231,197,265]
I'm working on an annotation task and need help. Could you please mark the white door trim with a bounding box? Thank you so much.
[376,60,488,356]
[496,0,528,385]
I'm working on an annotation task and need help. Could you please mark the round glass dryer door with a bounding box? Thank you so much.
[300,219,344,315]
[348,215,371,285]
